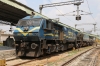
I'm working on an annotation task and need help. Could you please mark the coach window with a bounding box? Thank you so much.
[48,22,52,29]
[42,22,44,29]
[46,20,52,29]
[64,27,68,32]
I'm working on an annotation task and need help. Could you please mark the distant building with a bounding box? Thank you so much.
[0,30,14,43]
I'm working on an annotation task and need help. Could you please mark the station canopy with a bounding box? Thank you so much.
[0,0,34,24]
[1,0,80,28]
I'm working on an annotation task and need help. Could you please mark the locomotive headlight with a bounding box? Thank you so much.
[24,26,29,31]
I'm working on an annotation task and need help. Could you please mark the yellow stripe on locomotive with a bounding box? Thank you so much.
[15,27,40,36]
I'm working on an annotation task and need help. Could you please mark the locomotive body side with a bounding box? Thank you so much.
[74,30,83,48]
[89,35,95,45]
[13,15,94,57]
[82,33,90,46]
[66,28,77,49]
[14,16,70,57]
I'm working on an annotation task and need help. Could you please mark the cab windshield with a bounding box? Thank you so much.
[17,18,42,26]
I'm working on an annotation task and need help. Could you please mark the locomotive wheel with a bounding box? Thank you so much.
[43,49,47,56]
[75,44,79,49]
[15,47,19,54]
[56,45,59,52]
[36,50,40,57]
[35,44,42,57]
[47,46,51,54]
[41,49,44,56]
[20,48,25,56]
[61,45,64,51]
[53,45,56,52]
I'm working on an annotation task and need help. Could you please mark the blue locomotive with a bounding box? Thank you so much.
[13,15,95,57]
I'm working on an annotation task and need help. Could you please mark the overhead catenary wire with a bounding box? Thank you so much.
[48,0,74,23]
[86,0,96,23]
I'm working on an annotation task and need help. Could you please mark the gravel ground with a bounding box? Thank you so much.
[52,46,94,66]
[0,46,15,59]
[65,46,100,66]
[95,49,100,66]
[0,46,14,50]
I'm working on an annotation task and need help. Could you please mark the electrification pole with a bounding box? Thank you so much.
[75,24,77,29]
[39,0,84,21]
[93,24,96,32]
[75,23,96,31]
[74,2,81,20]
[39,0,84,14]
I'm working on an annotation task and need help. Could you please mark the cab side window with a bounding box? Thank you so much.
[46,20,52,29]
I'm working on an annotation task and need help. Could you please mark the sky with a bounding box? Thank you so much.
[1,0,100,35]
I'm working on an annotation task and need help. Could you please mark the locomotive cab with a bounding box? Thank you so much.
[14,18,43,42]
[14,16,45,57]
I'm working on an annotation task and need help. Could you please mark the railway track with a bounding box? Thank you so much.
[6,57,36,66]
[87,47,100,66]
[61,46,100,66]
[6,57,17,61]
[95,48,100,66]
[6,50,69,66]
[6,50,66,66]
[6,46,95,66]
[61,48,94,66]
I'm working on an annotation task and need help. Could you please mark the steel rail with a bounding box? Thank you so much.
[61,47,94,66]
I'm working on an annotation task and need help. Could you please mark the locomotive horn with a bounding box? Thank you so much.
[30,11,35,18]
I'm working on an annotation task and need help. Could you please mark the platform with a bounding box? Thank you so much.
[0,46,15,59]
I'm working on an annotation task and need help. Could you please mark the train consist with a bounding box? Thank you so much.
[13,15,95,57]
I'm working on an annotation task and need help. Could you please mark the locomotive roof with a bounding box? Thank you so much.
[31,12,96,36]
[22,14,95,37]
[22,10,87,34]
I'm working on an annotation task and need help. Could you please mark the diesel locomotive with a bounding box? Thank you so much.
[13,15,95,57]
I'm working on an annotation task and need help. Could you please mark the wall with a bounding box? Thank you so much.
[0,34,14,43]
